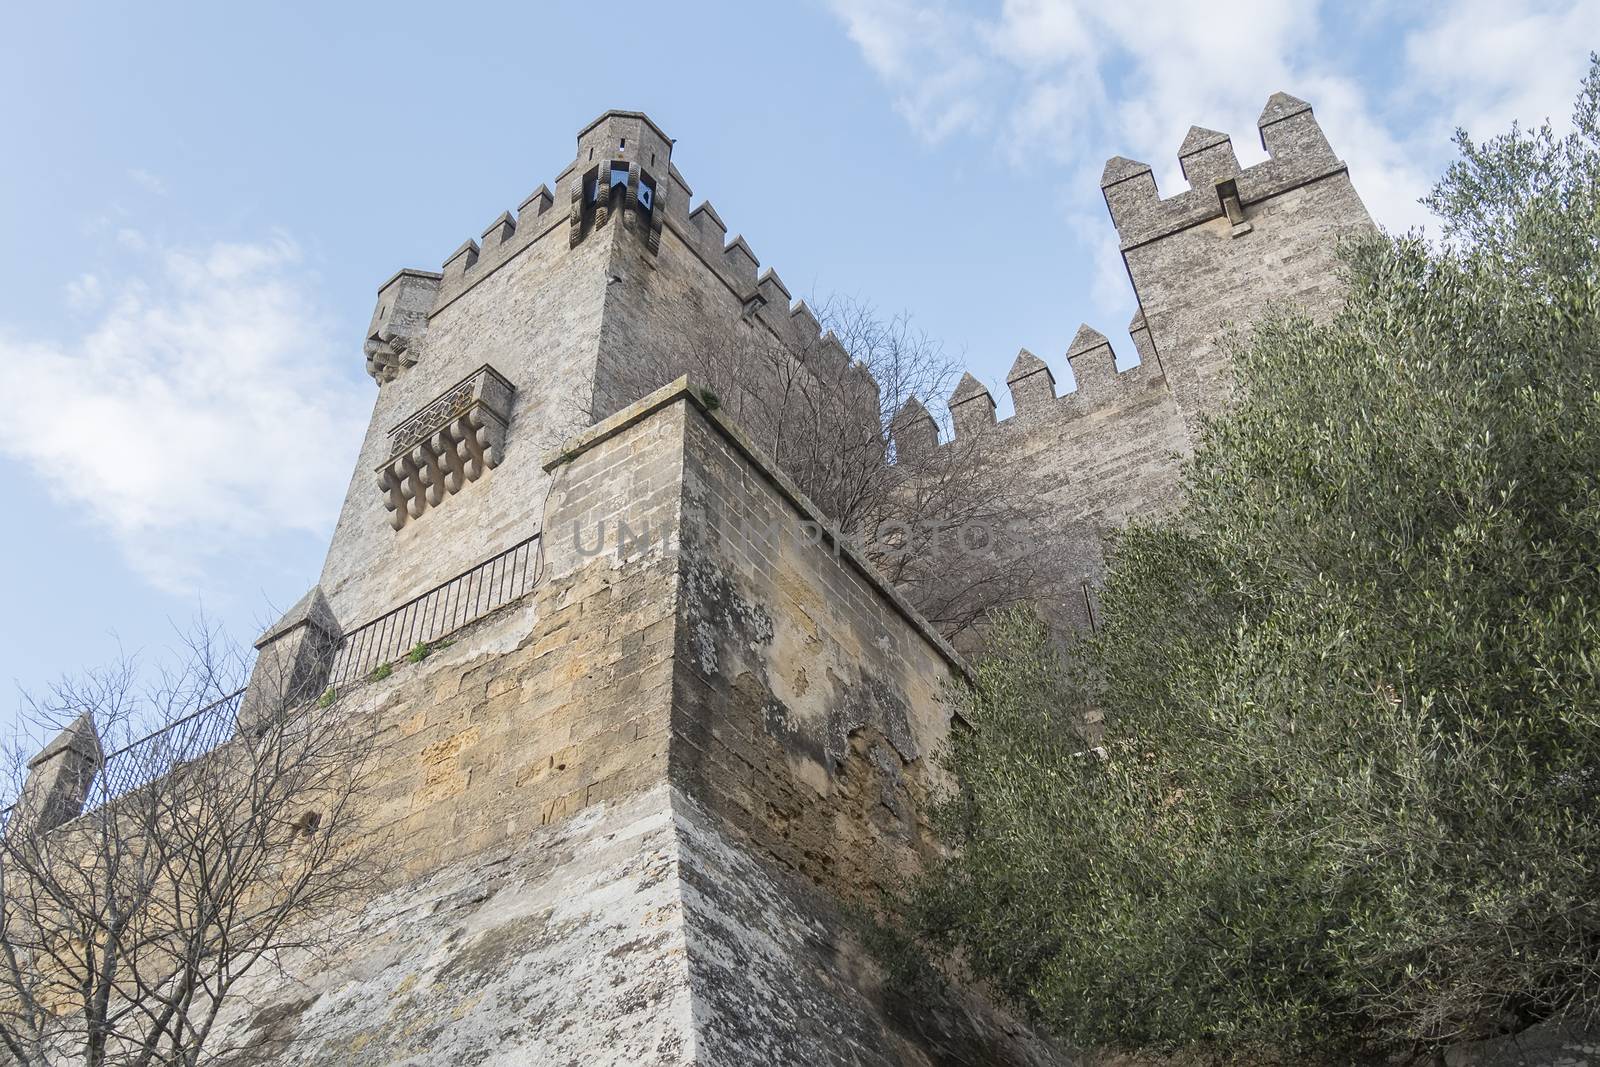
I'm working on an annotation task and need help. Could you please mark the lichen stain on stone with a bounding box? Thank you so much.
[432,909,553,991]
[684,552,775,645]
[680,550,775,683]
[692,619,718,675]
[760,690,797,739]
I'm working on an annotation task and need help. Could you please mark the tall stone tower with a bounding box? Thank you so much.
[19,97,1379,1064]
[893,93,1377,635]
[309,111,868,640]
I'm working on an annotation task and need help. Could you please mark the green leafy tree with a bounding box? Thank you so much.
[897,60,1600,1064]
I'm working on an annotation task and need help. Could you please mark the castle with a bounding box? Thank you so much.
[13,96,1374,1063]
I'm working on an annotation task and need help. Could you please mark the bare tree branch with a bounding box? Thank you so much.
[0,620,388,1066]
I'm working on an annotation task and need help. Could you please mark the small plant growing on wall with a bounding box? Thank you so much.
[407,642,430,664]
[316,686,337,709]
[369,662,392,683]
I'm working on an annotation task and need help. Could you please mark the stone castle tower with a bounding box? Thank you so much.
[16,97,1374,1063]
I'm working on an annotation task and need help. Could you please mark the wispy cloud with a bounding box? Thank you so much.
[63,273,104,311]
[827,0,1599,236]
[127,168,168,196]
[0,234,365,593]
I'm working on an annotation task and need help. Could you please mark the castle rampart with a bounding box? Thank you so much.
[878,92,1379,634]
[13,94,1388,1065]
[192,380,1062,1064]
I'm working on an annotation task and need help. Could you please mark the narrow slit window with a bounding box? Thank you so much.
[1217,178,1248,227]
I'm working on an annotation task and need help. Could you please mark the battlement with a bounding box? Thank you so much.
[889,320,1169,457]
[366,110,684,335]
[575,109,674,174]
[367,109,869,398]
[343,92,1370,651]
[1100,92,1344,249]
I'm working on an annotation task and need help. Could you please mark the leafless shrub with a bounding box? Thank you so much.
[0,619,384,1067]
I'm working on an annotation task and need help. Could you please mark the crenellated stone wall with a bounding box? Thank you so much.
[17,94,1392,1065]
[886,92,1378,627]
[1104,92,1377,438]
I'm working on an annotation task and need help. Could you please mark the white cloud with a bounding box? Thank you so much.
[1406,0,1600,139]
[0,234,366,593]
[827,0,1595,238]
[127,168,168,196]
[63,273,103,311]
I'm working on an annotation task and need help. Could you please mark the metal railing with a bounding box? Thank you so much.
[327,534,541,686]
[86,688,245,812]
[7,536,543,828]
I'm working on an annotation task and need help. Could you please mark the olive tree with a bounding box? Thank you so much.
[890,58,1600,1065]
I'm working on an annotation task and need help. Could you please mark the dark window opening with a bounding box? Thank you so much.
[1217,178,1247,227]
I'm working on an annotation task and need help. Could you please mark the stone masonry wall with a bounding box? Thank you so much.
[666,385,964,901]
[190,380,1066,1065]
[911,329,1191,635]
[316,205,609,632]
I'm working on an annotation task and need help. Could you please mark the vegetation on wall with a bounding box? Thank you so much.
[892,59,1600,1064]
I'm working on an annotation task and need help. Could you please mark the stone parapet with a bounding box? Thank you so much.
[1100,92,1348,250]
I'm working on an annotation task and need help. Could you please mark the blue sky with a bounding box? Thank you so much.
[1,1,1595,737]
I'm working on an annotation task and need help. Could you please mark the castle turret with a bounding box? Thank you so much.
[1102,92,1376,434]
[315,110,868,634]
